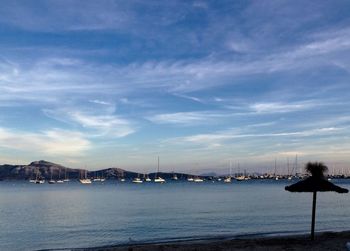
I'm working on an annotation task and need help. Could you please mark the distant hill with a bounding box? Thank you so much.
[0,160,212,180]
[0,160,82,180]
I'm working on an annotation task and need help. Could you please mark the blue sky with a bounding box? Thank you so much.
[1,0,350,173]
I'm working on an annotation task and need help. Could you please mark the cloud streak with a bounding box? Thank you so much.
[0,127,90,156]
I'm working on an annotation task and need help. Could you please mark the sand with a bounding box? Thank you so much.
[74,231,350,251]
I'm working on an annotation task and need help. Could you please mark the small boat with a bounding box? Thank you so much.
[144,174,152,182]
[171,172,178,180]
[93,171,104,182]
[187,177,194,182]
[29,179,36,183]
[235,175,246,181]
[35,179,45,184]
[119,171,125,182]
[193,177,204,182]
[154,177,165,183]
[224,165,232,183]
[132,177,143,183]
[79,179,92,184]
[224,176,232,183]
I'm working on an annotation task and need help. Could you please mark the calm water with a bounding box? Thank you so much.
[1,179,350,250]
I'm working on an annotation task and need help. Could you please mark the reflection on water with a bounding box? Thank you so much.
[0,180,349,250]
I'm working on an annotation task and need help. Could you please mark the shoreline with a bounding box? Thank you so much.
[69,231,350,251]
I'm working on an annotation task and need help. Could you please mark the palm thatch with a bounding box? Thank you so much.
[305,162,327,178]
[285,162,348,193]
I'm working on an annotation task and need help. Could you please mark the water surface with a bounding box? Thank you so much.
[1,179,349,250]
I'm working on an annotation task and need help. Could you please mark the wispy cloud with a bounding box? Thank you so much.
[147,111,223,126]
[44,108,135,138]
[250,101,319,114]
[0,127,90,156]
[171,127,344,146]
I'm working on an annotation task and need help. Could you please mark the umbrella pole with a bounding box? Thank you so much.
[311,191,317,241]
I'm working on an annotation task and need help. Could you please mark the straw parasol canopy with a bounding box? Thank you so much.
[285,162,348,240]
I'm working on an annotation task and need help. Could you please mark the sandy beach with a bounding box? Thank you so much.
[75,231,350,251]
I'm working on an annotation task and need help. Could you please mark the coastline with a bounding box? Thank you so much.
[70,231,350,251]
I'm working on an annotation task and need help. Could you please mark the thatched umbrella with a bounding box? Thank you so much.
[285,162,348,240]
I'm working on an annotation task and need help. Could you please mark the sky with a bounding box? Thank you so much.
[1,0,350,173]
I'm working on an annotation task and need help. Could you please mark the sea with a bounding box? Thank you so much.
[0,179,349,250]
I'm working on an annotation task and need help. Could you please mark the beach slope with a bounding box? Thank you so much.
[76,231,350,251]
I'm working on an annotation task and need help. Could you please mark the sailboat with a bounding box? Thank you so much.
[132,174,143,184]
[63,168,70,182]
[154,156,165,183]
[193,176,204,182]
[48,168,56,184]
[34,169,45,184]
[100,171,105,182]
[224,162,232,183]
[119,170,125,182]
[93,171,102,182]
[56,169,64,183]
[144,173,152,182]
[171,172,178,180]
[79,169,92,184]
[29,170,36,183]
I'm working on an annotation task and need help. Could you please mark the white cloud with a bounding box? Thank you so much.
[89,99,112,105]
[44,109,135,138]
[1,23,350,107]
[0,128,90,156]
[70,112,134,137]
[250,101,318,114]
[147,111,222,125]
[172,127,344,145]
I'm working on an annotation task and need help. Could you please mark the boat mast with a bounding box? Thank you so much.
[157,156,160,177]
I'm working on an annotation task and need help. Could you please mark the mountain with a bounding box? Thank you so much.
[0,160,212,180]
[0,160,81,180]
